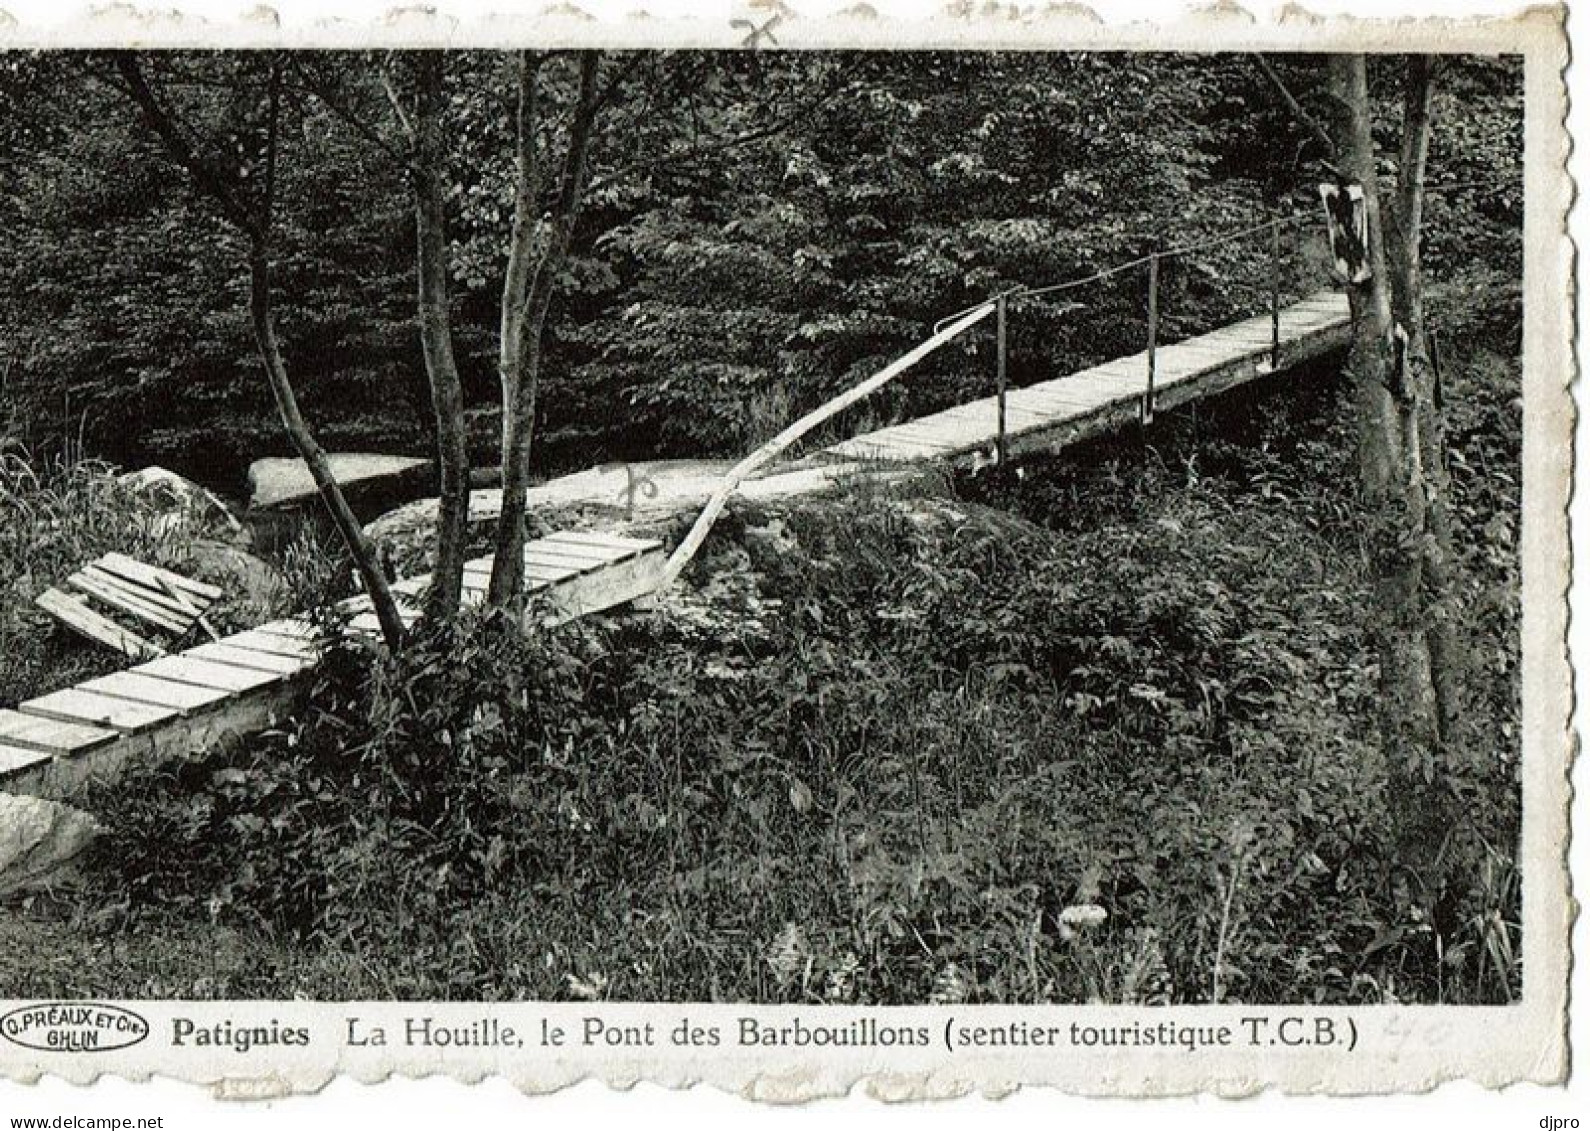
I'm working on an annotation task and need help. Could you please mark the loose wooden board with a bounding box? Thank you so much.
[99,551,223,602]
[35,588,164,659]
[542,531,659,554]
[67,570,191,635]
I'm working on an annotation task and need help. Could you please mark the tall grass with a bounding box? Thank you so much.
[0,452,168,703]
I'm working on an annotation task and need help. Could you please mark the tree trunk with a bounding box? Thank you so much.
[1387,55,1468,751]
[248,239,409,649]
[1329,54,1463,905]
[112,53,408,651]
[409,52,471,623]
[488,52,601,611]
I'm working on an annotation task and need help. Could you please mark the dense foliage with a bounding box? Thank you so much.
[0,52,1521,492]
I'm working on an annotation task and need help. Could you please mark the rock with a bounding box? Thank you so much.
[365,457,924,546]
[118,465,244,543]
[246,453,435,554]
[183,539,281,609]
[247,453,434,514]
[0,793,100,897]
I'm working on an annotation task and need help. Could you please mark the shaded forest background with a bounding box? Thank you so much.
[0,51,1521,495]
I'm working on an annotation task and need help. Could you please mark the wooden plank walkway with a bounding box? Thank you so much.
[827,290,1352,464]
[1,531,664,797]
[0,290,1351,800]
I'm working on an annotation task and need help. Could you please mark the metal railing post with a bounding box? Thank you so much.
[1143,252,1159,425]
[995,294,1008,466]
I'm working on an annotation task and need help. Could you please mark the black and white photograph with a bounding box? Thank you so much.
[0,3,1575,1108]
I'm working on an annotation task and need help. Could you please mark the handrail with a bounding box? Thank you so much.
[934,211,1310,333]
[652,301,998,592]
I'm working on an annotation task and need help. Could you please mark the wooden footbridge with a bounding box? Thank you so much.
[0,214,1354,798]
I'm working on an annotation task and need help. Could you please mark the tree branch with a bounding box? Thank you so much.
[287,56,406,165]
[262,58,282,223]
[588,66,857,194]
[109,52,258,235]
[1252,53,1340,175]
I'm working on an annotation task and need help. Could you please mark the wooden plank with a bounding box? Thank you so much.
[79,671,232,714]
[541,548,664,625]
[81,564,194,618]
[830,437,929,461]
[150,573,221,641]
[187,641,314,676]
[224,629,324,660]
[1076,356,1151,381]
[1201,329,1275,351]
[523,538,623,565]
[1164,335,1257,359]
[19,688,177,735]
[1039,371,1147,396]
[0,740,55,777]
[35,588,164,659]
[541,531,660,554]
[864,426,968,454]
[523,547,607,574]
[67,571,192,635]
[893,420,1000,450]
[518,561,583,584]
[98,552,223,602]
[0,708,118,754]
[461,563,556,590]
[1007,386,1117,413]
[134,655,281,693]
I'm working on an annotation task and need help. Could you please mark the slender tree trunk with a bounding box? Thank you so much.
[1387,56,1468,750]
[488,52,601,610]
[248,239,409,649]
[112,53,408,651]
[1329,54,1462,904]
[409,52,470,622]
